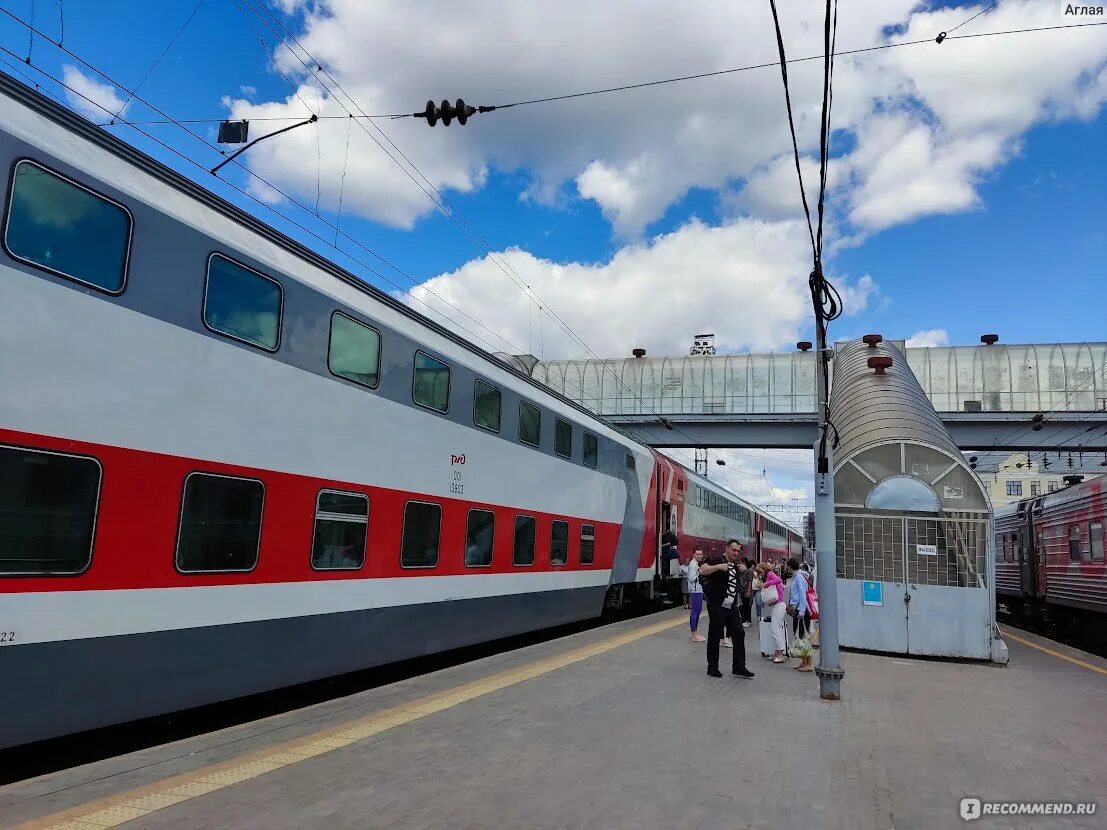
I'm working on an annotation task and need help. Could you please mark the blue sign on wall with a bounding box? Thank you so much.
[862,581,883,606]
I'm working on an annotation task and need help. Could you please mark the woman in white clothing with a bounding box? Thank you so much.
[756,562,788,663]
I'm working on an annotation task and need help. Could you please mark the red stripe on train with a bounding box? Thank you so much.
[0,427,622,593]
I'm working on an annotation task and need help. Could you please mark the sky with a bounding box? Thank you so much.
[1,0,1104,525]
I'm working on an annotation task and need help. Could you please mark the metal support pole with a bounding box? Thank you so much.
[814,342,844,700]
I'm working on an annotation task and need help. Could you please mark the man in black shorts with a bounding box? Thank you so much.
[698,539,755,679]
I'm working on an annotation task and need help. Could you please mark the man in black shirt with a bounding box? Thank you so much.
[699,539,755,679]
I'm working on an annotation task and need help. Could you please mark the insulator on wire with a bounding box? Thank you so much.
[415,97,480,126]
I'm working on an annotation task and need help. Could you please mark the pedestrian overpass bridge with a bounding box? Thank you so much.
[512,340,1107,450]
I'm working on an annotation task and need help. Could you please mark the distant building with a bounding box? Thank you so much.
[985,452,1074,508]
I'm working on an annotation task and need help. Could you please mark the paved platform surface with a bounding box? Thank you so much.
[2,611,1105,830]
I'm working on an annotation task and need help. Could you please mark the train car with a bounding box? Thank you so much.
[648,453,803,598]
[0,74,797,749]
[993,475,1106,622]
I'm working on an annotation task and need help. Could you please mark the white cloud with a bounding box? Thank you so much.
[906,328,950,348]
[239,84,258,97]
[62,65,130,122]
[409,215,876,359]
[228,1,1107,237]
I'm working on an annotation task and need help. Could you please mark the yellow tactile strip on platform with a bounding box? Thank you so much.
[15,614,685,830]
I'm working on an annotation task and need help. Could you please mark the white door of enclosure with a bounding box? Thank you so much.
[837,513,991,658]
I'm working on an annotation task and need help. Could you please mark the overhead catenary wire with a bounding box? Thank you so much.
[65,19,1107,129]
[118,0,207,115]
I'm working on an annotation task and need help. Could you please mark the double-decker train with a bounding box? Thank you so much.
[0,74,801,749]
[995,475,1107,623]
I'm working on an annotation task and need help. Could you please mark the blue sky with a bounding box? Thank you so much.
[1,0,1104,514]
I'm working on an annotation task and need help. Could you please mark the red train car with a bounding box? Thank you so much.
[994,475,1107,622]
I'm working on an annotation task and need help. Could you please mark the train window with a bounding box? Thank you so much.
[412,351,450,413]
[555,418,572,458]
[625,453,636,470]
[583,433,598,468]
[4,160,132,294]
[513,515,536,566]
[464,509,495,568]
[203,254,283,351]
[1068,525,1081,562]
[176,473,264,573]
[519,401,541,447]
[311,490,368,570]
[1090,522,1104,562]
[400,501,441,568]
[580,524,595,565]
[550,520,569,566]
[473,380,501,432]
[0,445,100,575]
[328,312,380,388]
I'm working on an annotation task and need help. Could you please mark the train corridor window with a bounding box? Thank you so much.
[1090,522,1104,562]
[625,453,636,470]
[550,520,569,566]
[412,351,450,413]
[583,433,598,468]
[4,160,132,293]
[400,501,441,568]
[513,516,536,566]
[311,490,368,570]
[328,312,380,388]
[203,254,282,351]
[555,418,572,458]
[464,509,495,567]
[0,446,101,575]
[519,401,541,447]
[1006,481,1022,497]
[580,524,595,565]
[176,473,264,573]
[473,380,501,432]
[1068,525,1081,562]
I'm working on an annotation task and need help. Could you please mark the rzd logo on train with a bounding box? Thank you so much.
[451,453,466,465]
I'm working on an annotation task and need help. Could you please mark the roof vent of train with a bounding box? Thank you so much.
[796,341,812,351]
[632,348,646,358]
[981,334,999,345]
[1062,475,1084,487]
[862,334,883,348]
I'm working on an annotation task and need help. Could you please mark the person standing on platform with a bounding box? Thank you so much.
[681,547,706,642]
[699,539,754,679]
[757,562,788,663]
[786,557,813,672]
[739,557,755,627]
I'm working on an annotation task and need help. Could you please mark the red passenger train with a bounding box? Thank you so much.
[0,75,800,748]
[994,475,1107,622]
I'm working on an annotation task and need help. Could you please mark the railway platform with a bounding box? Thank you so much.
[2,611,1104,830]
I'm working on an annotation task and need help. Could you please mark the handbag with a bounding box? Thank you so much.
[786,602,797,618]
[806,588,820,620]
[760,585,778,606]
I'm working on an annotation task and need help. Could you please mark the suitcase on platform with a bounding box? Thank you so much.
[759,615,790,657]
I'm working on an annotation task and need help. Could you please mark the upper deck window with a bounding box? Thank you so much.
[474,380,501,432]
[413,351,450,413]
[328,312,380,388]
[0,445,101,575]
[555,418,572,458]
[519,401,541,447]
[583,433,599,468]
[203,254,283,351]
[5,160,131,293]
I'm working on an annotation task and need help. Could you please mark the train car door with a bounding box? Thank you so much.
[1017,502,1036,598]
